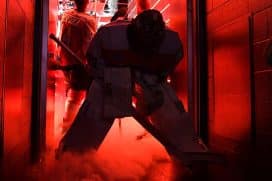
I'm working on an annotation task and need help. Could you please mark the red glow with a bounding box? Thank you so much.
[210,18,251,141]
[151,0,161,9]
[160,3,170,13]
[136,0,151,14]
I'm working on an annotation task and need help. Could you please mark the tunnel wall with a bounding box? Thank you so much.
[206,0,272,165]
[206,0,251,151]
[0,0,35,177]
[0,0,6,160]
[250,0,272,157]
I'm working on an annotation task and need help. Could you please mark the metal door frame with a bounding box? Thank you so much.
[187,0,208,142]
[0,0,8,162]
[30,0,49,163]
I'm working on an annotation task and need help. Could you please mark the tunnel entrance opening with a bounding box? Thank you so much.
[45,0,191,151]
[30,0,207,179]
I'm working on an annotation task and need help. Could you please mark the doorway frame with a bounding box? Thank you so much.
[187,0,209,143]
[30,0,210,162]
[30,0,49,163]
[0,0,8,162]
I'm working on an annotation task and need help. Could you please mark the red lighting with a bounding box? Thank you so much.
[160,3,170,13]
[151,0,161,9]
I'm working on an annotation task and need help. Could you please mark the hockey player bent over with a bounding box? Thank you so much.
[56,9,224,172]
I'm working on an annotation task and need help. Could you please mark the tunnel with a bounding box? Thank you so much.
[0,0,272,180]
